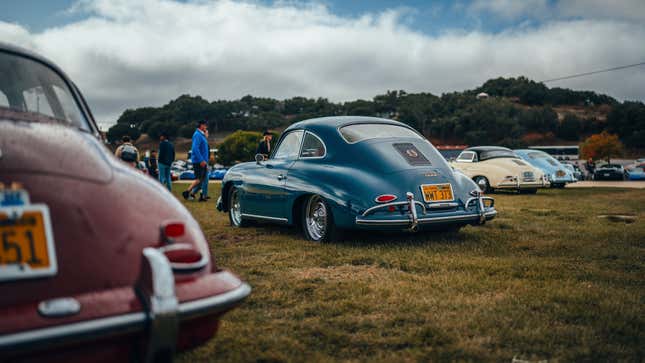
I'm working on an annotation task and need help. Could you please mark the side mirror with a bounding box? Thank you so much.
[255,154,265,164]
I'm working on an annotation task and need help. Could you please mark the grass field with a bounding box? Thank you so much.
[175,185,644,362]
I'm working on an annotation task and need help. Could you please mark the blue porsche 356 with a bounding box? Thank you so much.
[216,117,497,242]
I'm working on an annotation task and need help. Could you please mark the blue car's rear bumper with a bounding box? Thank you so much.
[354,193,496,230]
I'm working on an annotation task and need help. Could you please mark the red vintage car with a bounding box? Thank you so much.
[0,43,250,362]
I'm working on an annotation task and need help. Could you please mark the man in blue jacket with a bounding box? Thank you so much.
[182,120,209,201]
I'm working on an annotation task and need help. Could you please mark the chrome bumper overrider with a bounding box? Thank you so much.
[355,192,496,230]
[0,248,251,360]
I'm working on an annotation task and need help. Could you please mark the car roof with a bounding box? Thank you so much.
[0,42,74,85]
[284,116,413,133]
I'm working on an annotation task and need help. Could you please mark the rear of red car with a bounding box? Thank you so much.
[0,44,250,362]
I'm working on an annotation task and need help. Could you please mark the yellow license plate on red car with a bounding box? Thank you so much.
[0,204,57,281]
[420,183,454,202]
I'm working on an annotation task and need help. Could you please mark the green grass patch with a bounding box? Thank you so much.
[175,186,645,362]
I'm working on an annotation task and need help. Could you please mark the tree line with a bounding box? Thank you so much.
[106,76,645,150]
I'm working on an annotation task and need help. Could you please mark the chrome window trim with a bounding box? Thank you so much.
[270,130,304,161]
[299,131,327,159]
[456,151,476,163]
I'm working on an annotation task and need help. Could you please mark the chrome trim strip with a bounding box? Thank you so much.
[427,202,459,209]
[0,312,147,350]
[299,131,327,159]
[179,283,252,320]
[241,213,289,223]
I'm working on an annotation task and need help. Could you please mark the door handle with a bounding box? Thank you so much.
[277,174,287,181]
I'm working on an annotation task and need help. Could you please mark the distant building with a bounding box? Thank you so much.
[476,92,489,99]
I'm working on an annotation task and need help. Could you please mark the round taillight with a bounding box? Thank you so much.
[164,223,185,238]
[375,194,397,203]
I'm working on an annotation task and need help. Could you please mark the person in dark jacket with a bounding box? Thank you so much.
[182,121,209,201]
[256,130,273,158]
[146,150,159,179]
[158,133,175,191]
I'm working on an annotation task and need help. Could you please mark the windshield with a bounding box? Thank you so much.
[479,149,517,161]
[0,51,90,130]
[339,123,422,143]
[527,151,559,166]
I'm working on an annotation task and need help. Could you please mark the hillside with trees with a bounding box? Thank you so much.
[107,77,645,153]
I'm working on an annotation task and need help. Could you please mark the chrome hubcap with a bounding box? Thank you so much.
[305,196,327,241]
[230,189,242,226]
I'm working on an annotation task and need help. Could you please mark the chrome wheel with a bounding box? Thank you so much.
[230,188,243,227]
[305,195,327,241]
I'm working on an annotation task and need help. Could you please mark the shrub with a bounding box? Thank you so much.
[217,130,263,166]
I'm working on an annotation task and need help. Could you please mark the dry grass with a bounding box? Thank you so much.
[175,186,645,362]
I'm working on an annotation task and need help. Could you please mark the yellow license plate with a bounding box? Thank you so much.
[420,183,454,202]
[0,205,57,281]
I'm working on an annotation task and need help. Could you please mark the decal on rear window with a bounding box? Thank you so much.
[393,143,431,166]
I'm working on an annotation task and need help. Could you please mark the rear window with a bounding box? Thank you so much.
[480,149,517,161]
[339,123,422,143]
[528,151,558,166]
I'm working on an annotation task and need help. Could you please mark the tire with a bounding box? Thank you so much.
[473,176,490,193]
[551,183,565,189]
[228,187,249,227]
[519,188,538,194]
[301,195,339,242]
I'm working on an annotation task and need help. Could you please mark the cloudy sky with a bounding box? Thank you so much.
[1,0,645,129]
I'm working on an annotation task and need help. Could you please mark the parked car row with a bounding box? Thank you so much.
[0,43,250,361]
[451,146,551,193]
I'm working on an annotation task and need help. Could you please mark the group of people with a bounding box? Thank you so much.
[114,132,176,192]
[115,123,273,202]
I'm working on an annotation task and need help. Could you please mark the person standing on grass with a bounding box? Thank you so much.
[200,129,211,200]
[146,150,159,180]
[115,135,139,168]
[182,120,209,202]
[256,130,272,159]
[158,133,175,191]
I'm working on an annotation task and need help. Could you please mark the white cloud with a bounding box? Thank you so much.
[1,0,644,128]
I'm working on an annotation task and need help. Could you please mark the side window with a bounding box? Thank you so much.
[272,130,304,160]
[0,90,8,107]
[22,86,55,118]
[53,85,84,126]
[457,151,476,162]
[300,132,326,158]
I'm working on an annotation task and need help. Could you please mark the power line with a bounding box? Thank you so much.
[540,61,645,83]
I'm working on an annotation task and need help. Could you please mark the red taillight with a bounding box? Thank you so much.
[375,194,397,203]
[163,222,185,238]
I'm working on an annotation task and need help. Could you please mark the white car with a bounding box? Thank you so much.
[451,146,549,193]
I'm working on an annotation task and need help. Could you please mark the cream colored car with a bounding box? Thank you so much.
[451,146,549,193]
